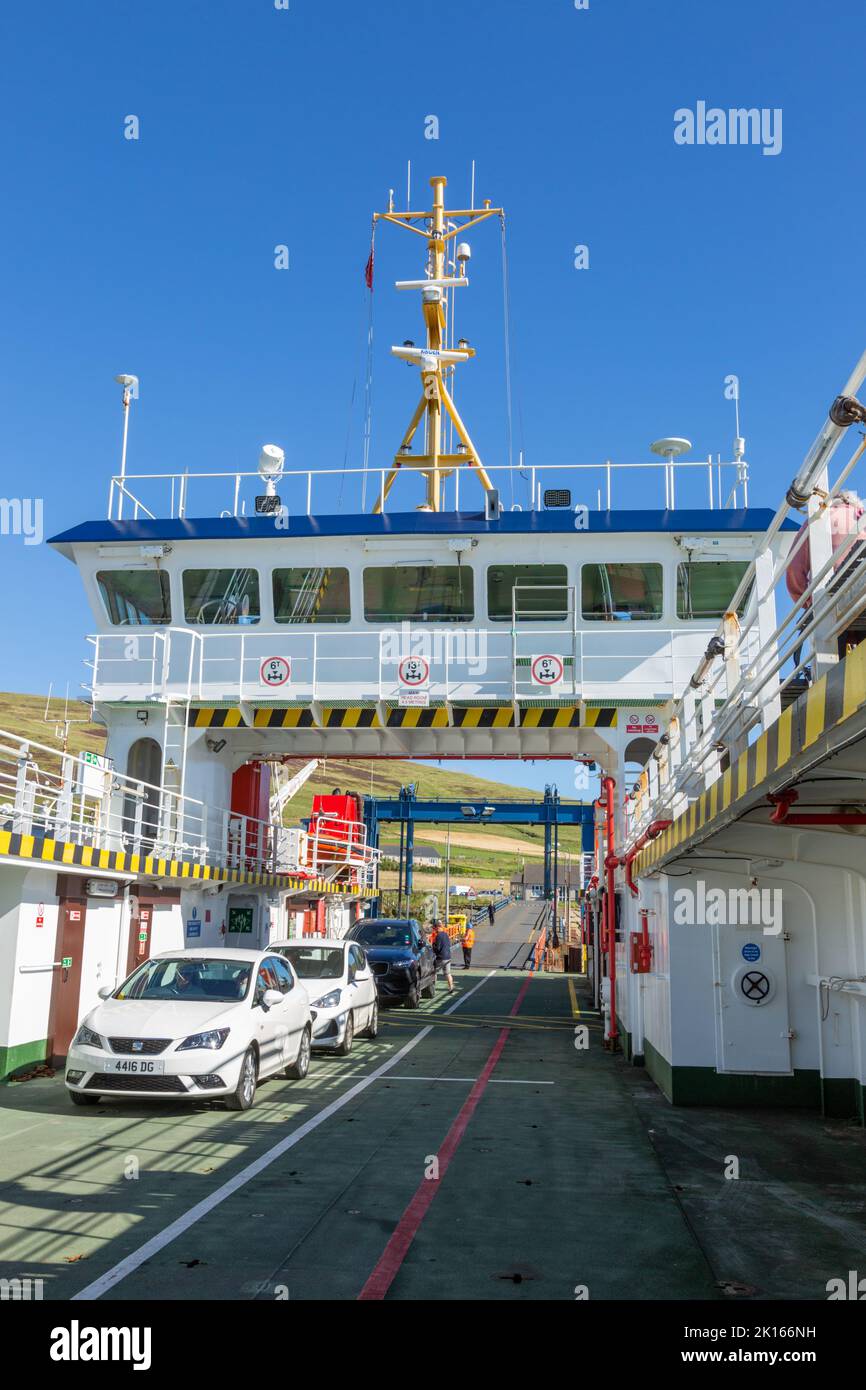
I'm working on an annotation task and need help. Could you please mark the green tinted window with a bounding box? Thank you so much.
[487,564,569,621]
[182,569,260,625]
[363,566,473,623]
[676,562,750,619]
[97,570,171,626]
[273,567,350,623]
[581,564,663,621]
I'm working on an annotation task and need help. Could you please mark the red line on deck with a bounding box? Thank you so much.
[357,975,533,1301]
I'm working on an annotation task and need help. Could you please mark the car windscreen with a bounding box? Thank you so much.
[353,922,414,948]
[277,946,344,980]
[117,957,254,1003]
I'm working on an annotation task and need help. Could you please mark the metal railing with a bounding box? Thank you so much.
[85,623,719,707]
[626,351,866,848]
[0,728,379,885]
[107,455,750,523]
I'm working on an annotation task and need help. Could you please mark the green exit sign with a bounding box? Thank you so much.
[228,907,254,934]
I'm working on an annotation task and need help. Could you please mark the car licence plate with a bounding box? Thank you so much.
[102,1058,166,1075]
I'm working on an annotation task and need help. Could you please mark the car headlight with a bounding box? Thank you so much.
[74,1025,103,1049]
[312,990,342,1010]
[176,1028,230,1052]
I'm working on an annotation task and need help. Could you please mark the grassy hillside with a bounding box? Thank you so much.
[279,757,585,854]
[0,693,106,758]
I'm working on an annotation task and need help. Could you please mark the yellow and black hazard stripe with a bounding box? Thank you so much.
[635,638,866,875]
[189,705,619,730]
[0,829,378,894]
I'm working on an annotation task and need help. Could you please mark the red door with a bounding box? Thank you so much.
[126,901,153,977]
[47,896,87,1064]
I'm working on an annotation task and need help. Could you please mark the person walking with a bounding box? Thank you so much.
[487,902,495,928]
[431,919,454,993]
[461,921,475,970]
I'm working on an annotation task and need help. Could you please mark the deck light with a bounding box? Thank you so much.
[258,444,285,487]
[257,444,285,514]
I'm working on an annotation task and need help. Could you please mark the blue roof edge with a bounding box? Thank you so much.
[49,508,797,547]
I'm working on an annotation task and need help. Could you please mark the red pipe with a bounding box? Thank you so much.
[622,820,673,897]
[598,776,619,1047]
[770,790,866,826]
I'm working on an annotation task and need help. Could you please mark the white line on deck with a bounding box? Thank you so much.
[72,970,498,1301]
[384,1076,555,1085]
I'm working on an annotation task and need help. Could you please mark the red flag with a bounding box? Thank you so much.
[364,247,374,290]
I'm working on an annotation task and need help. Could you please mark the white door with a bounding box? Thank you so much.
[252,961,284,1075]
[349,945,374,1027]
[714,925,791,1073]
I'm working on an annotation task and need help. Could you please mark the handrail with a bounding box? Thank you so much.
[627,354,866,850]
[0,726,376,885]
[106,454,750,521]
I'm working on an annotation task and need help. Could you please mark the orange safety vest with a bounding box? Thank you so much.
[462,928,476,948]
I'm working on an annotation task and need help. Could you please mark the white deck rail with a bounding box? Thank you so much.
[626,351,866,845]
[107,456,750,523]
[0,729,379,885]
[84,622,728,707]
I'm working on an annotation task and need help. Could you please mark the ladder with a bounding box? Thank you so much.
[270,758,319,822]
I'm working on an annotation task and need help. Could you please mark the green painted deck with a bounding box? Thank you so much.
[0,902,864,1301]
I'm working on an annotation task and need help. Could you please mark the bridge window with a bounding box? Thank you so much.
[182,569,260,625]
[97,570,171,626]
[273,567,351,624]
[363,566,474,623]
[487,564,569,621]
[581,563,663,621]
[676,561,750,619]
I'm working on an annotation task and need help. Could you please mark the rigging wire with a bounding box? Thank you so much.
[361,219,377,512]
[500,214,515,509]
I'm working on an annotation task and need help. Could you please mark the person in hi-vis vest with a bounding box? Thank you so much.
[461,924,475,969]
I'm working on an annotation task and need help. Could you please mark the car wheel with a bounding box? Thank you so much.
[286,1026,312,1080]
[68,1090,99,1106]
[404,981,421,1009]
[365,1000,379,1039]
[421,973,436,999]
[225,1046,258,1111]
[336,1010,354,1057]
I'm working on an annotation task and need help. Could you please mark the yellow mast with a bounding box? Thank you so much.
[371,175,504,513]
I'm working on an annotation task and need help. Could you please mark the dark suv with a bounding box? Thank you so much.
[345,918,436,1009]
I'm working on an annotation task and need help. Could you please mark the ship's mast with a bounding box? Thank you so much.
[372,175,504,513]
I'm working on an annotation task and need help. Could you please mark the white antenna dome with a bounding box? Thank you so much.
[650,437,692,460]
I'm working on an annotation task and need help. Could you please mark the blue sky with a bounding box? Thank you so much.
[1,0,864,798]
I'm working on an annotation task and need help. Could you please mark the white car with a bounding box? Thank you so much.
[271,938,378,1055]
[65,948,313,1111]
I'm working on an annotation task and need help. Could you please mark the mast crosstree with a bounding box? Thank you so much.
[372,175,504,513]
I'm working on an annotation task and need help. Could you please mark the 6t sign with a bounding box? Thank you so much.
[260,657,291,688]
[531,654,564,687]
